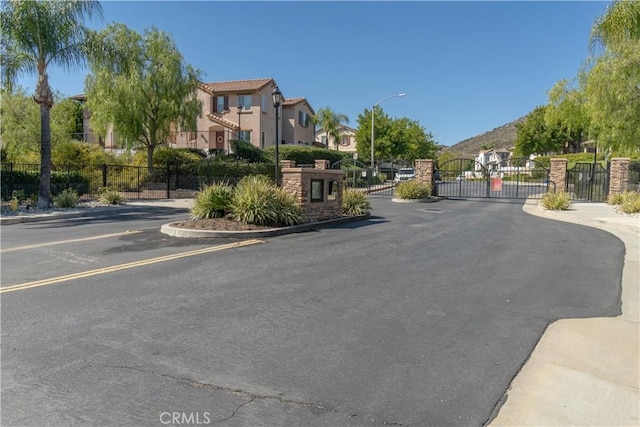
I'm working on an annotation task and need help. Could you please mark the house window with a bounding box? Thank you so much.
[298,111,309,127]
[261,132,265,148]
[321,136,327,145]
[341,135,349,146]
[213,95,229,113]
[239,130,251,142]
[238,95,251,111]
[261,96,268,113]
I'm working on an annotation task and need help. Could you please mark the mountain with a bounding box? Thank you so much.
[442,117,525,158]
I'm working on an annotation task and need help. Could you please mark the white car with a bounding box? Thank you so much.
[456,174,466,181]
[394,168,416,182]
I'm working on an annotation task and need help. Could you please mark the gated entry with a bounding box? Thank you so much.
[435,158,551,199]
[566,162,609,202]
[331,158,407,196]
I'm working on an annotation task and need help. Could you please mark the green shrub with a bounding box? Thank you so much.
[540,191,571,210]
[272,186,303,226]
[342,188,371,216]
[395,180,432,199]
[11,189,26,203]
[9,196,19,211]
[609,191,640,214]
[608,191,639,206]
[190,182,234,219]
[265,145,350,166]
[53,188,79,208]
[230,175,302,226]
[620,195,640,214]
[196,160,275,182]
[230,139,270,163]
[99,188,125,205]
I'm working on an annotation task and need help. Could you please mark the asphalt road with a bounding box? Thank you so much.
[1,197,624,426]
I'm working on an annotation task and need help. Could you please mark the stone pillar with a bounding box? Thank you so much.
[414,159,435,195]
[315,159,330,170]
[609,158,630,196]
[550,158,568,193]
[281,160,345,222]
[280,159,296,168]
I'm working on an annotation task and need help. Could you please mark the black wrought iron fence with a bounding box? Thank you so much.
[565,162,609,202]
[1,160,277,201]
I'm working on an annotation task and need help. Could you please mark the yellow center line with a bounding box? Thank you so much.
[0,230,143,253]
[0,239,263,294]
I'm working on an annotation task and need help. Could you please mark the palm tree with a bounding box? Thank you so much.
[1,0,103,208]
[313,107,349,151]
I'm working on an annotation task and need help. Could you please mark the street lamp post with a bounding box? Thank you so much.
[272,86,283,185]
[371,93,406,171]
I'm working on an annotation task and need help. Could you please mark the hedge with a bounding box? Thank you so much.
[265,145,351,166]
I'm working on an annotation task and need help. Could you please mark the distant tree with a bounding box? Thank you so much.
[514,106,572,157]
[584,0,640,155]
[1,87,89,163]
[0,87,40,162]
[390,117,436,162]
[591,0,640,53]
[354,107,434,162]
[312,107,349,150]
[355,107,391,162]
[545,79,589,153]
[0,0,104,207]
[85,24,202,169]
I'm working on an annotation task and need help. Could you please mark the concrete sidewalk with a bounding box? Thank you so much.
[490,201,639,426]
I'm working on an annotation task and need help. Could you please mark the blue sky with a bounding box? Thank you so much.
[17,1,610,146]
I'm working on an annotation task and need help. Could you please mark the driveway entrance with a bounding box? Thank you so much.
[435,157,551,199]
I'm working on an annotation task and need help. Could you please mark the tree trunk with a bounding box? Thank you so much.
[36,72,54,209]
[38,105,52,209]
[147,146,154,170]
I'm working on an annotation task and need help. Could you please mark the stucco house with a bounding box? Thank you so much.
[281,97,316,146]
[71,77,316,154]
[173,78,315,153]
[315,124,357,154]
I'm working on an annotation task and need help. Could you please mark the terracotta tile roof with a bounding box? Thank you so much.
[283,97,304,106]
[197,82,214,94]
[282,97,315,115]
[204,78,275,93]
[205,112,239,130]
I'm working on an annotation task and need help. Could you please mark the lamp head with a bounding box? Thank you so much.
[272,87,282,108]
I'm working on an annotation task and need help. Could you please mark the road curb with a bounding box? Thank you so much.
[160,214,371,238]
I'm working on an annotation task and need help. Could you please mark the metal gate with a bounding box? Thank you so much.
[331,158,408,196]
[566,162,609,202]
[435,158,551,200]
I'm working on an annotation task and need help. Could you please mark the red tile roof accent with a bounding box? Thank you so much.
[197,82,214,94]
[205,112,239,130]
[283,97,304,106]
[282,97,315,115]
[204,78,275,93]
